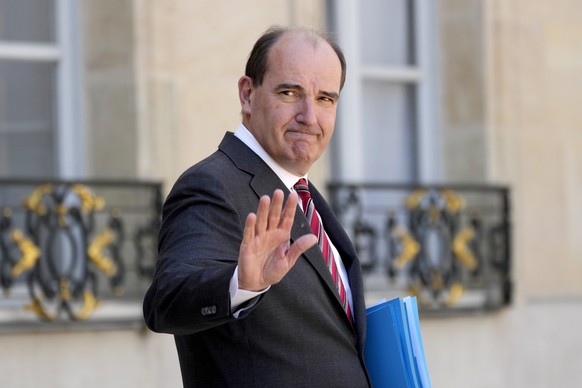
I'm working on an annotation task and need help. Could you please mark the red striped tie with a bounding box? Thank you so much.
[294,179,353,324]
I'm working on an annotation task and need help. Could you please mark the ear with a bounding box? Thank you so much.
[238,76,253,116]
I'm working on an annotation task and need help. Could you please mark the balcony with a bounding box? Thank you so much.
[327,182,512,314]
[0,178,511,331]
[0,178,161,332]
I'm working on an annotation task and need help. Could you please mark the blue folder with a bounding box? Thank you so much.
[364,297,432,388]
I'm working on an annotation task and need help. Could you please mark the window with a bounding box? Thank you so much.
[0,0,83,178]
[327,0,440,183]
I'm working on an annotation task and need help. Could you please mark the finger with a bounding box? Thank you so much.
[268,189,284,229]
[254,195,271,234]
[242,212,257,244]
[279,191,298,230]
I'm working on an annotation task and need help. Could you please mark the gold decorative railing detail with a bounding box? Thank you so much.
[76,291,100,321]
[445,282,464,307]
[442,189,466,213]
[10,230,41,278]
[21,183,54,215]
[88,228,118,277]
[404,189,427,209]
[452,227,478,270]
[329,182,512,312]
[25,297,55,322]
[71,183,105,213]
[393,226,420,269]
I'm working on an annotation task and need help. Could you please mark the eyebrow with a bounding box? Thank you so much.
[274,83,339,101]
[321,90,340,101]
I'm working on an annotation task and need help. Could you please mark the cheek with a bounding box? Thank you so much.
[273,106,297,126]
[319,110,337,130]
[320,122,335,142]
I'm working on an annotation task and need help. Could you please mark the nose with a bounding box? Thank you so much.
[296,99,317,126]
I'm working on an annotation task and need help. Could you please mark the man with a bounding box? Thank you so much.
[143,25,370,387]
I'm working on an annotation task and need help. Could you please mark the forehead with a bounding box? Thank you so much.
[265,33,342,90]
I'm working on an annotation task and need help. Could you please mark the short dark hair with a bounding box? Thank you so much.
[244,25,347,90]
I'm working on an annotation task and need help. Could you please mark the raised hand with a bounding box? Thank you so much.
[237,189,317,292]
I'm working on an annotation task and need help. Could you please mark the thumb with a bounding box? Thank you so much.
[288,234,318,261]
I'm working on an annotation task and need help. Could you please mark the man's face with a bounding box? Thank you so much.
[239,33,342,176]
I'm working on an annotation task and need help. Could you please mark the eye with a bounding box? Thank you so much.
[277,90,301,102]
[319,96,336,105]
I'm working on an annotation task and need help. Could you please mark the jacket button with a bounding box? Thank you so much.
[200,305,217,316]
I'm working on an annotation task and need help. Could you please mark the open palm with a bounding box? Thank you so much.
[237,189,317,291]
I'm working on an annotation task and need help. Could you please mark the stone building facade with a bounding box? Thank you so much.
[1,1,581,387]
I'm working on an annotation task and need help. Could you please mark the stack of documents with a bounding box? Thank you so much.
[365,296,432,388]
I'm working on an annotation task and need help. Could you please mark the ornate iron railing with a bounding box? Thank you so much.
[327,182,512,314]
[0,179,161,331]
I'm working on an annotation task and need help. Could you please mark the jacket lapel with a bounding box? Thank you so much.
[219,132,364,338]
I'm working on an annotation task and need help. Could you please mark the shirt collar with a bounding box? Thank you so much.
[234,123,307,190]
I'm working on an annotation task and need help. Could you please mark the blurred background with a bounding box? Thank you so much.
[0,0,581,387]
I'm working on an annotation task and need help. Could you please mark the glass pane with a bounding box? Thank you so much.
[361,80,417,181]
[359,0,415,66]
[0,60,57,177]
[0,0,56,43]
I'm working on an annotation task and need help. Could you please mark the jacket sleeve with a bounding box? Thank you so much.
[142,166,258,335]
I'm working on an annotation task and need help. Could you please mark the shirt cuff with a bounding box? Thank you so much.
[229,266,270,317]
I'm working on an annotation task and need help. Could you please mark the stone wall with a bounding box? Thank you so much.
[485,0,582,296]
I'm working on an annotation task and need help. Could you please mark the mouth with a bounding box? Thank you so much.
[286,132,317,145]
[285,129,319,140]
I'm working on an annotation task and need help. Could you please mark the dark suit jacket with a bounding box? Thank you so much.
[143,132,370,387]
